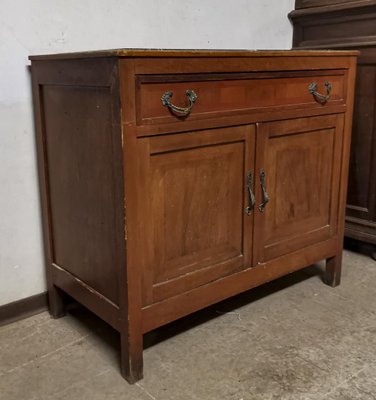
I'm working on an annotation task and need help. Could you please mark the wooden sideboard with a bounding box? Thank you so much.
[29,49,357,383]
[290,0,376,247]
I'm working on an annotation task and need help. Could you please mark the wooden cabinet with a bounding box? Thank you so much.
[29,49,357,383]
[290,0,376,246]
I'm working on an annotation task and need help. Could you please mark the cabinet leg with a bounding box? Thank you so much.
[120,329,143,383]
[48,285,66,319]
[325,253,342,287]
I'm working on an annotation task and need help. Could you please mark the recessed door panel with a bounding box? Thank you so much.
[141,125,255,305]
[254,114,344,263]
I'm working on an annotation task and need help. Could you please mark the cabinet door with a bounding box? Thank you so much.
[141,125,255,306]
[254,114,344,263]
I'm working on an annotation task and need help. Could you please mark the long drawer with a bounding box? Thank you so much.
[136,70,346,126]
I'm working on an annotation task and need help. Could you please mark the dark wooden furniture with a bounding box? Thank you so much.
[290,0,376,247]
[29,49,357,383]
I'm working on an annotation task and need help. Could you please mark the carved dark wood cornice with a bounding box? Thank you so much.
[290,0,376,18]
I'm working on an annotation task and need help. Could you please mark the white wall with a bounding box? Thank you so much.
[0,0,295,306]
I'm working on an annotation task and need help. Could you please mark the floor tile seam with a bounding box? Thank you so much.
[200,298,368,353]
[342,277,376,291]
[197,331,260,363]
[202,346,332,389]
[233,360,329,400]
[136,382,159,400]
[189,292,369,334]
[310,291,376,320]
[281,293,376,323]
[318,364,369,399]
[0,316,86,351]
[200,322,256,341]
[290,349,332,376]
[0,334,90,377]
[198,318,257,334]
[0,316,49,335]
[48,367,112,399]
[308,298,357,320]
[353,384,376,400]
[0,314,48,329]
[229,348,331,380]
[32,316,73,331]
[295,292,364,321]
[358,280,376,293]
[150,324,255,358]
[1,324,52,349]
[311,289,355,303]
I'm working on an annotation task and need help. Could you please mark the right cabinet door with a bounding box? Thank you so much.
[254,114,344,263]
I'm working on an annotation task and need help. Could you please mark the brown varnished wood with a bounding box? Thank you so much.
[52,263,121,330]
[134,104,348,137]
[31,62,66,318]
[126,56,352,137]
[137,71,345,126]
[290,2,376,245]
[253,114,344,263]
[325,253,343,286]
[326,56,357,286]
[118,59,144,383]
[130,56,355,75]
[294,0,376,12]
[290,2,376,50]
[140,126,255,305]
[346,49,376,227]
[142,237,338,333]
[29,58,116,86]
[292,14,376,49]
[29,48,358,61]
[42,84,121,304]
[30,49,357,383]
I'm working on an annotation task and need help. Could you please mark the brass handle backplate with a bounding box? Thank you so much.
[259,169,269,213]
[161,90,198,116]
[245,170,255,216]
[309,81,332,104]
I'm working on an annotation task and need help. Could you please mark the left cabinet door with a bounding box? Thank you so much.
[140,125,255,306]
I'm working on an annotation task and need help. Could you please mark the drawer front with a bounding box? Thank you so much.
[136,70,346,126]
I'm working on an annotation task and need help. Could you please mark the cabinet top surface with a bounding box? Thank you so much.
[29,48,358,61]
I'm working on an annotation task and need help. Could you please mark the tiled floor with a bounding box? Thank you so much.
[1,250,376,399]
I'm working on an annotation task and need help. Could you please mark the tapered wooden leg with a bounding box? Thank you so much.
[48,285,66,319]
[120,329,143,383]
[325,253,342,287]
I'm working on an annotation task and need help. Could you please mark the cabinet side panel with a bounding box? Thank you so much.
[38,63,123,305]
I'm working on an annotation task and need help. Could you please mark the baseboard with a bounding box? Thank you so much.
[0,292,48,327]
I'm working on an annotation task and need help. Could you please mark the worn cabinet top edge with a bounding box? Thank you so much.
[29,48,359,61]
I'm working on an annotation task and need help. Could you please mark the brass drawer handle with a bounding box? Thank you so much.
[161,90,198,116]
[309,81,332,104]
[259,169,269,213]
[245,170,255,216]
